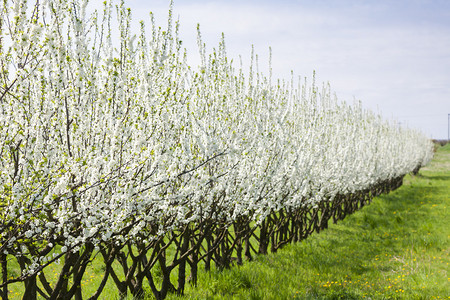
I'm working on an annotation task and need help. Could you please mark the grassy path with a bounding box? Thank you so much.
[170,144,450,300]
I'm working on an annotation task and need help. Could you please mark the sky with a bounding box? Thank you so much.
[120,0,450,139]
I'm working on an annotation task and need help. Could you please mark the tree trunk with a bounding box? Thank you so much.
[1,254,8,300]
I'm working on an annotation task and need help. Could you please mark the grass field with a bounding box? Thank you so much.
[167,144,450,300]
[4,144,449,299]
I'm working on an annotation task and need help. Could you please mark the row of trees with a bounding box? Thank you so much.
[0,0,433,299]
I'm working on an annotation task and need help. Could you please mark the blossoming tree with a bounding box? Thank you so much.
[0,0,433,299]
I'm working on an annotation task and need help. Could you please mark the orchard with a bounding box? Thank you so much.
[0,1,433,299]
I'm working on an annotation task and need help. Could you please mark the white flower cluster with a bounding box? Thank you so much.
[0,0,433,287]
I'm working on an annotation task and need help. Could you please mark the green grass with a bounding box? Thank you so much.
[167,144,450,300]
[4,144,449,299]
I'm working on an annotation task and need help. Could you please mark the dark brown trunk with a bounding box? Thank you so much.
[1,254,8,300]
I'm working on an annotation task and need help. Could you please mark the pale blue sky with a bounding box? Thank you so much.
[121,0,450,139]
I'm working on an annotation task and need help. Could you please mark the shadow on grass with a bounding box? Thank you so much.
[418,174,450,181]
